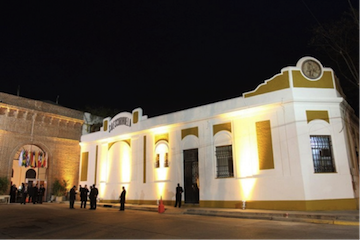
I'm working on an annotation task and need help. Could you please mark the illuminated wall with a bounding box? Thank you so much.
[79,58,358,210]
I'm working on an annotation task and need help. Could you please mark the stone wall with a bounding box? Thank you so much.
[0,92,84,200]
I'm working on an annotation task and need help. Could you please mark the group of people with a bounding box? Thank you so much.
[69,184,98,209]
[72,184,181,211]
[9,182,183,210]
[11,182,46,204]
[70,184,181,211]
[12,182,183,210]
[69,184,127,211]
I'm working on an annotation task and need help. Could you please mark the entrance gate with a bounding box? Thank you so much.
[11,144,48,199]
[183,149,199,204]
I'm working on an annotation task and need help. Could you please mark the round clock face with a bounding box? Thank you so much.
[301,60,322,79]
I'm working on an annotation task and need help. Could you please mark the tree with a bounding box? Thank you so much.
[0,176,9,195]
[309,2,359,114]
[51,179,68,197]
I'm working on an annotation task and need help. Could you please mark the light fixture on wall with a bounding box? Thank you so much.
[242,200,246,210]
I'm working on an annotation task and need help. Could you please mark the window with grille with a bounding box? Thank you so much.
[155,143,169,168]
[310,135,336,173]
[215,145,234,178]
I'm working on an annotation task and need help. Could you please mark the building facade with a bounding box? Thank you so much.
[79,57,359,210]
[0,93,84,201]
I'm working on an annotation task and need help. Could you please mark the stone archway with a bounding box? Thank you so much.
[11,144,48,197]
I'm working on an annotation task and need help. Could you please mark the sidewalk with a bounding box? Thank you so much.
[75,201,359,226]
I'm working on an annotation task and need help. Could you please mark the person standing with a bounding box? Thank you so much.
[38,184,45,204]
[80,185,89,208]
[32,184,38,204]
[10,184,17,203]
[21,183,28,205]
[89,184,98,210]
[174,183,183,208]
[119,186,126,211]
[69,186,76,209]
[92,184,98,209]
[28,183,33,204]
[89,185,94,209]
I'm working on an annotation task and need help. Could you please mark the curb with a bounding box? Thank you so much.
[63,202,360,226]
[182,209,359,226]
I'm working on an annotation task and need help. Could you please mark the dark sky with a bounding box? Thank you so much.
[1,1,358,117]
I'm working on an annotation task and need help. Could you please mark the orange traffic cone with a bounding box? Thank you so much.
[158,197,165,213]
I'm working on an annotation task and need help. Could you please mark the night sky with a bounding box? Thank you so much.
[1,1,358,118]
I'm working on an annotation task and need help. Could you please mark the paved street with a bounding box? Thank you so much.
[0,203,358,239]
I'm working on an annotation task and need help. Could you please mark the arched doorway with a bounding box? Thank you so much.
[11,144,48,201]
[26,169,36,179]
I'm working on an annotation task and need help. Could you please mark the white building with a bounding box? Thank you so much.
[79,57,359,211]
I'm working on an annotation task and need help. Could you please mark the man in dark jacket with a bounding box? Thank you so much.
[89,184,98,210]
[9,184,17,203]
[32,184,38,204]
[69,186,76,209]
[80,185,89,208]
[21,183,28,204]
[119,186,126,211]
[28,183,33,203]
[174,183,183,208]
[38,184,45,204]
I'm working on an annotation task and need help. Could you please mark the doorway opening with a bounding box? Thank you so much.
[11,144,48,202]
[183,148,199,204]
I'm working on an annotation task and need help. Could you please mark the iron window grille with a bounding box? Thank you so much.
[155,153,169,168]
[164,153,169,167]
[310,135,336,173]
[155,154,160,168]
[215,145,234,178]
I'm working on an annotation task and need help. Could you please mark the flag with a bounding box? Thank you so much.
[30,151,35,168]
[38,152,43,167]
[25,151,30,167]
[43,152,47,168]
[19,150,24,167]
[22,151,27,167]
[35,151,39,167]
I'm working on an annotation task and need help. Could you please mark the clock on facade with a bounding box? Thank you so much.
[301,59,322,79]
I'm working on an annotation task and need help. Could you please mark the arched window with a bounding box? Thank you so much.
[25,169,36,179]
[155,142,169,168]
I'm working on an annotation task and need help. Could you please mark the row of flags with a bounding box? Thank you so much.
[18,150,48,168]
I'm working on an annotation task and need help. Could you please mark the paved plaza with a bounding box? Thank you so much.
[0,202,359,239]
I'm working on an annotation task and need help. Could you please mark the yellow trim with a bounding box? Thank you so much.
[213,122,232,136]
[108,142,116,150]
[199,199,358,211]
[133,111,139,124]
[256,120,274,170]
[244,71,289,98]
[306,110,330,124]
[181,127,199,139]
[103,120,108,132]
[293,70,334,88]
[100,199,166,205]
[108,139,131,150]
[155,133,169,144]
[80,152,89,181]
[98,198,357,211]
[122,139,131,147]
